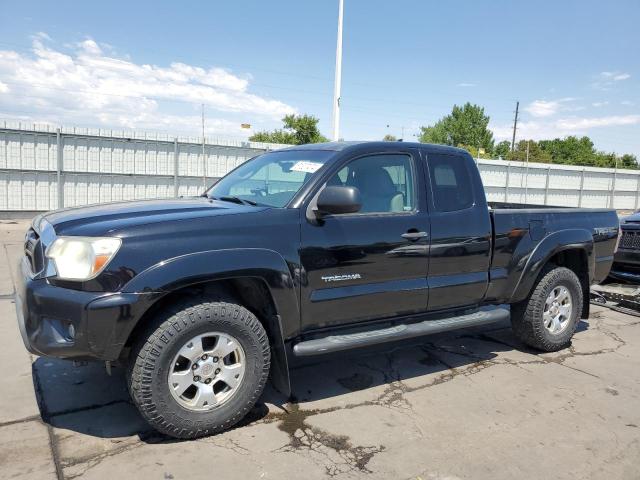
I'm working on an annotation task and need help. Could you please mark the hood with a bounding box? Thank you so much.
[621,212,640,226]
[40,197,268,236]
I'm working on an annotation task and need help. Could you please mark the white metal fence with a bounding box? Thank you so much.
[0,122,289,211]
[479,158,639,210]
[1,121,638,212]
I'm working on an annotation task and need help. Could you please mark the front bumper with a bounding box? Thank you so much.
[16,257,158,361]
[608,248,640,283]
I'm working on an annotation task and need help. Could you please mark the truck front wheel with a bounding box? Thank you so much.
[511,265,583,352]
[127,299,271,439]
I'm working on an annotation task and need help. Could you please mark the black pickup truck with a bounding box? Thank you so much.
[16,141,619,438]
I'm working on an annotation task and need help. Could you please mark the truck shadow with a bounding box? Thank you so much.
[33,319,586,441]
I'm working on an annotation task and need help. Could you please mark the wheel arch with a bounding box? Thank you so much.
[120,248,298,397]
[510,229,594,319]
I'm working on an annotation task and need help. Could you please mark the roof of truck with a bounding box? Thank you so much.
[278,141,469,156]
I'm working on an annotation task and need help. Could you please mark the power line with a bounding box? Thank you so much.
[0,79,331,112]
[0,40,517,104]
[0,40,335,85]
[0,78,487,124]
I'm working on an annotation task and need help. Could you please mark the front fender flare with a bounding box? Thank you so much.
[510,229,594,304]
[122,248,299,397]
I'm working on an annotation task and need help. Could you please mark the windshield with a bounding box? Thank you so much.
[207,150,333,207]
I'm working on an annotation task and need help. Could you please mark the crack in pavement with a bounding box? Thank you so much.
[273,403,385,477]
[45,399,133,419]
[26,315,634,476]
[63,441,146,479]
[200,436,251,455]
[31,357,65,480]
[251,319,630,476]
[0,414,42,428]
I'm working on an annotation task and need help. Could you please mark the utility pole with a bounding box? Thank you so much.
[511,101,519,152]
[202,103,206,190]
[611,155,619,208]
[332,0,344,141]
[524,140,530,203]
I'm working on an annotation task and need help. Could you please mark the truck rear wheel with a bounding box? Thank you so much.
[127,299,270,439]
[511,265,583,352]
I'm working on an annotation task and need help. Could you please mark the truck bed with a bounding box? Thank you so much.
[486,204,619,304]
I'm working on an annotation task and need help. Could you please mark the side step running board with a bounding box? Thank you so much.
[293,305,510,357]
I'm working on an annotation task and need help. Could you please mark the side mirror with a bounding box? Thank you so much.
[316,186,362,216]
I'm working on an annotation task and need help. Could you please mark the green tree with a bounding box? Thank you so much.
[419,103,495,154]
[507,140,552,163]
[459,145,492,159]
[383,134,397,141]
[593,151,617,168]
[620,153,639,169]
[249,114,328,145]
[532,136,638,169]
[592,151,639,169]
[538,136,597,166]
[494,140,511,159]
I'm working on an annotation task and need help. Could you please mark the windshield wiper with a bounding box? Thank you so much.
[212,195,258,206]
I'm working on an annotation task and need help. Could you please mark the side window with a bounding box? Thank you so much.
[329,154,415,213]
[427,154,474,212]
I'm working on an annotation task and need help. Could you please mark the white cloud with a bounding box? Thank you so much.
[601,71,631,81]
[524,98,575,118]
[490,115,640,140]
[593,71,632,90]
[0,35,296,137]
[78,38,103,56]
[525,100,561,117]
[457,82,476,87]
[32,31,51,42]
[621,100,634,106]
[592,101,609,107]
[556,115,640,130]
[492,114,640,141]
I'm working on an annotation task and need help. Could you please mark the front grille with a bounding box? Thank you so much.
[24,228,44,274]
[619,230,640,251]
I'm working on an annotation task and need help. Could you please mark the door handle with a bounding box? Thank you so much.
[401,231,428,241]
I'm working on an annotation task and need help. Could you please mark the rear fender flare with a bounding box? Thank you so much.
[510,229,594,304]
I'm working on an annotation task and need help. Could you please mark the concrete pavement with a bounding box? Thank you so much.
[1,219,638,480]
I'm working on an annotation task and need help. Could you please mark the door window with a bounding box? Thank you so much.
[328,154,415,213]
[427,154,474,212]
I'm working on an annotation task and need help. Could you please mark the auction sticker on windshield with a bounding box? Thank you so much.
[290,161,324,173]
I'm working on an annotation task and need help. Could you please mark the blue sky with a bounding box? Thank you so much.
[0,0,638,156]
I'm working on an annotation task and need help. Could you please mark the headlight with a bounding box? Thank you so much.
[46,237,122,281]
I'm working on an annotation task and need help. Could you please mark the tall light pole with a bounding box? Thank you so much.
[332,0,344,141]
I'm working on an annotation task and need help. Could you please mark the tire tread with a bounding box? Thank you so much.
[511,265,583,352]
[127,299,270,439]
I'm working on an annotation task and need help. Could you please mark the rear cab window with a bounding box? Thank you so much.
[426,153,474,212]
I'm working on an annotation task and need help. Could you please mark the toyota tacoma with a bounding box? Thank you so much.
[16,141,619,438]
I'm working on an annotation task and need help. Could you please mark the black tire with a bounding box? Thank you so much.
[127,299,270,439]
[511,265,583,352]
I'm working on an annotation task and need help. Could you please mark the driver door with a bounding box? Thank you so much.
[299,149,430,332]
